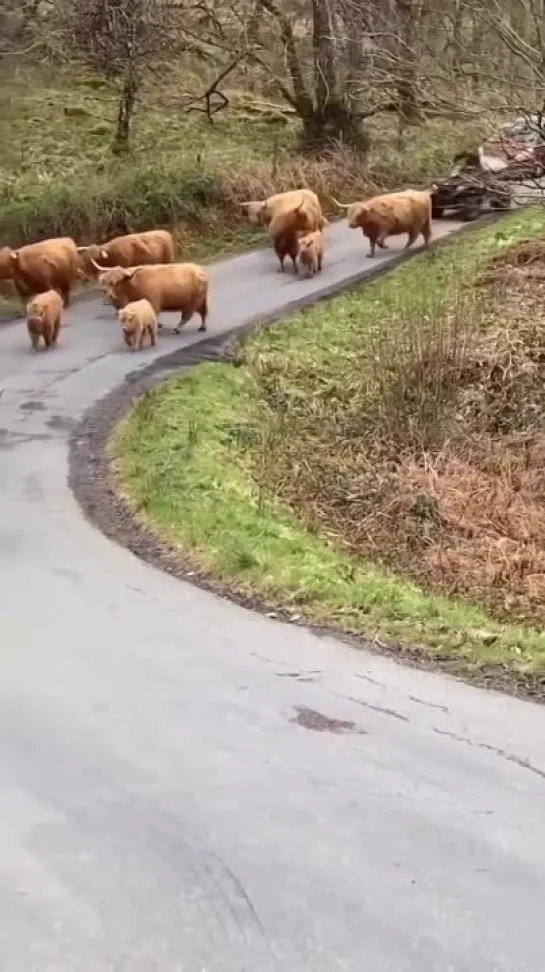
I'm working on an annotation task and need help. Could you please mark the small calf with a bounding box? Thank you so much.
[26,289,63,351]
[298,230,324,277]
[118,298,158,351]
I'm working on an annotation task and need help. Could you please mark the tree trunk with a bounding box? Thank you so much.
[312,0,337,116]
[114,68,138,152]
[451,0,464,80]
[255,0,369,155]
[302,0,369,154]
[469,13,482,86]
[394,0,423,123]
[396,73,421,123]
[300,102,370,155]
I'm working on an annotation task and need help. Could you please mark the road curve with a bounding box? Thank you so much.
[1,218,545,972]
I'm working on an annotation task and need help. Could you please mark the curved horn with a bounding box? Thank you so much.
[91,257,108,271]
[330,196,351,209]
[76,246,88,252]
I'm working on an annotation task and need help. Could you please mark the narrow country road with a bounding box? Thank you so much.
[1,217,545,972]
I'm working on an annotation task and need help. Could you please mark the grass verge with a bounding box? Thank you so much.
[111,209,545,691]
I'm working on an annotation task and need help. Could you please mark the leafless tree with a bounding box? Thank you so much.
[475,0,545,103]
[13,0,545,161]
[0,0,43,60]
[196,0,375,153]
[60,0,185,151]
[189,0,496,155]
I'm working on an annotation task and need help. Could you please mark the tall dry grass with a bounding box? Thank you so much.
[1,146,381,249]
[362,294,478,451]
[244,232,545,626]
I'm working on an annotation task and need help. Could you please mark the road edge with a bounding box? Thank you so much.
[68,212,545,704]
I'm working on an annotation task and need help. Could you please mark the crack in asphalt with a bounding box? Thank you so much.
[333,692,411,724]
[432,726,545,782]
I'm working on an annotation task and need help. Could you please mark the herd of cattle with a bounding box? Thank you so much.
[0,186,433,352]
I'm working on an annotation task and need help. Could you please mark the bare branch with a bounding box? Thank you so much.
[58,0,186,150]
[182,55,245,122]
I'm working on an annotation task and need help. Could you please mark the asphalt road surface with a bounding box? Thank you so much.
[1,218,545,972]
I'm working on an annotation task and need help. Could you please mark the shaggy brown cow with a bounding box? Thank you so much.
[0,248,18,299]
[77,229,175,281]
[26,290,63,351]
[333,189,432,258]
[118,299,158,351]
[0,247,12,281]
[98,263,208,334]
[297,229,324,277]
[242,189,324,229]
[5,237,78,306]
[268,195,324,272]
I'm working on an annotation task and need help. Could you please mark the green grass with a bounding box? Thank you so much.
[112,209,545,683]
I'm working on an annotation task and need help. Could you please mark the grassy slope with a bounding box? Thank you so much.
[0,64,484,317]
[0,67,481,206]
[112,210,545,682]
